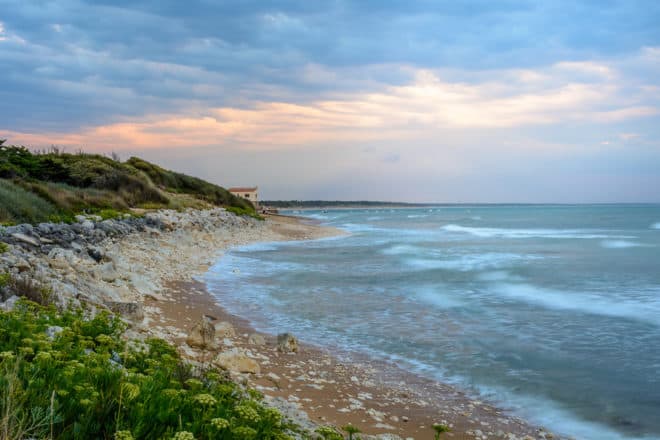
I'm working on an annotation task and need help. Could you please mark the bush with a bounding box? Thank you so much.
[226,206,264,221]
[0,242,8,254]
[0,302,299,439]
[0,145,254,224]
[0,179,60,224]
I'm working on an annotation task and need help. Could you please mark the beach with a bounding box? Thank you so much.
[104,211,553,439]
[0,209,559,439]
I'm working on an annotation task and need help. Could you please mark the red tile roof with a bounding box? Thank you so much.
[228,187,257,192]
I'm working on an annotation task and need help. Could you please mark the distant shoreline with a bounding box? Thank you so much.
[264,201,660,209]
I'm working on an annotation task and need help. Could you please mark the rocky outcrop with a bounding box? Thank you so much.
[0,208,263,314]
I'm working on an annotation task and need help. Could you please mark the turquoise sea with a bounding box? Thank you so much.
[205,205,660,440]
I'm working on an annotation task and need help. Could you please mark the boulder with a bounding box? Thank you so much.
[186,316,217,349]
[214,321,236,338]
[94,262,118,283]
[214,348,260,374]
[277,333,298,353]
[0,295,20,311]
[11,233,40,247]
[105,301,144,320]
[45,325,64,340]
[247,333,266,346]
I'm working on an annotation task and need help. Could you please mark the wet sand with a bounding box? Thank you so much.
[138,214,554,440]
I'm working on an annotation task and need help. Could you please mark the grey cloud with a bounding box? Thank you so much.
[1,0,659,132]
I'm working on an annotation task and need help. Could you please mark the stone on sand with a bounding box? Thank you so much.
[214,348,260,374]
[248,333,266,345]
[277,332,298,353]
[186,315,218,349]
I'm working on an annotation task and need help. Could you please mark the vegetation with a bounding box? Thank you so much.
[0,272,53,306]
[0,141,255,224]
[0,300,298,439]
[341,424,361,440]
[225,206,264,221]
[433,423,450,439]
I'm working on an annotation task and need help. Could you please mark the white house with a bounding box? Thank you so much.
[228,186,258,205]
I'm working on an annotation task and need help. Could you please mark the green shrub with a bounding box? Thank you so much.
[0,302,299,440]
[226,206,263,221]
[0,179,59,224]
[0,242,8,254]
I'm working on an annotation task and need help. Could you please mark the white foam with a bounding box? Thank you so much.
[441,224,632,239]
[473,385,656,440]
[651,222,660,230]
[601,240,647,249]
[490,283,660,326]
[406,253,539,272]
[477,271,523,282]
[406,214,427,218]
[414,286,464,308]
[381,244,422,256]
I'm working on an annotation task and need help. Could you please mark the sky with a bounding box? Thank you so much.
[1,0,659,202]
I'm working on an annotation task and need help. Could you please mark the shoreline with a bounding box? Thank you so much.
[0,209,556,439]
[135,213,555,440]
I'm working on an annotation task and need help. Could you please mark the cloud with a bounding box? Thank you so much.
[2,52,657,152]
[1,0,659,133]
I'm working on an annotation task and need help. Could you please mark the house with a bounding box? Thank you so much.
[228,186,258,206]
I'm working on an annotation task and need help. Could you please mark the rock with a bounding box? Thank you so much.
[80,220,95,230]
[14,258,31,272]
[94,262,118,283]
[214,321,236,338]
[45,325,64,340]
[87,246,105,262]
[186,315,217,349]
[214,348,260,374]
[0,295,20,311]
[11,233,40,247]
[105,301,144,320]
[75,215,87,223]
[277,332,299,353]
[248,333,266,346]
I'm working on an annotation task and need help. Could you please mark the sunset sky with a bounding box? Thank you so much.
[1,1,659,202]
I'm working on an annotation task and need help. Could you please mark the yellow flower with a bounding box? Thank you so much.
[113,430,134,440]
[34,351,52,362]
[171,431,195,440]
[193,393,217,406]
[210,417,229,430]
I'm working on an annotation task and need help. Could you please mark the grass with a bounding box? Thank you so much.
[0,180,60,225]
[0,243,8,254]
[0,300,299,439]
[0,143,257,224]
[0,273,53,306]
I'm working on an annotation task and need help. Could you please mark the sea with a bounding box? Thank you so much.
[204,205,660,440]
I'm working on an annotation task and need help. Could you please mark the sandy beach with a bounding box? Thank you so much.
[1,209,556,439]
[121,213,554,440]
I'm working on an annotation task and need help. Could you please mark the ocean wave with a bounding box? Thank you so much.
[441,224,631,239]
[405,253,540,272]
[381,244,423,255]
[490,283,660,326]
[652,222,660,230]
[601,240,648,249]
